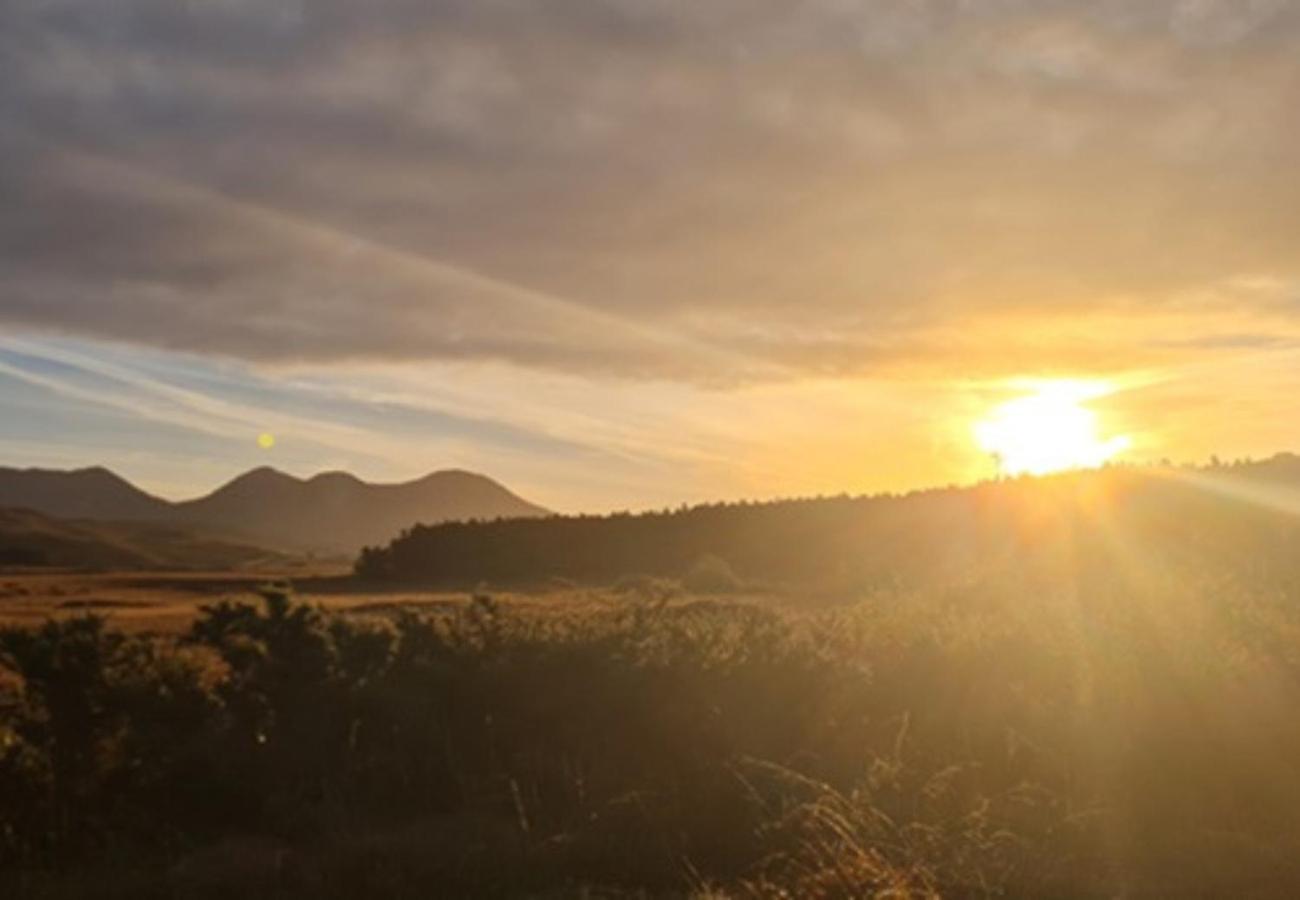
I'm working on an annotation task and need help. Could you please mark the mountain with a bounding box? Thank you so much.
[0,466,172,521]
[172,467,550,551]
[0,465,549,555]
[0,507,284,571]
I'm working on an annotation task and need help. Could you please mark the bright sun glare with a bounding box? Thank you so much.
[974,381,1131,477]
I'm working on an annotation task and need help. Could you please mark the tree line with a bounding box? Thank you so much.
[356,465,1300,590]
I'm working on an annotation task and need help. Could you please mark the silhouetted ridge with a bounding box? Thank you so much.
[0,465,548,554]
[308,471,364,486]
[174,467,549,551]
[356,455,1300,587]
[233,465,295,482]
[0,465,171,521]
[1228,451,1300,481]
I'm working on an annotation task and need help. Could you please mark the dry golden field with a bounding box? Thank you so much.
[0,568,781,634]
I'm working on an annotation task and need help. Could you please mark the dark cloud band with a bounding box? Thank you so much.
[2,0,1298,380]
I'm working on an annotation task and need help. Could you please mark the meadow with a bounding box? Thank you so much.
[5,556,1300,897]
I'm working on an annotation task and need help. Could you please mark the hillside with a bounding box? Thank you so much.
[0,465,549,554]
[357,454,1300,589]
[173,467,549,552]
[0,467,171,521]
[0,507,283,571]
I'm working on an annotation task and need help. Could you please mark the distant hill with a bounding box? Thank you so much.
[172,467,550,552]
[357,454,1300,590]
[0,466,172,521]
[0,466,549,554]
[0,507,283,571]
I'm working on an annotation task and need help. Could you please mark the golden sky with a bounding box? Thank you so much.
[1,1,1298,510]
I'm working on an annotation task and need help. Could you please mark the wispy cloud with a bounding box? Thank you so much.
[2,1,1299,507]
[0,335,780,508]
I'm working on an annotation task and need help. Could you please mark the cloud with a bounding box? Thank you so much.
[2,0,1299,382]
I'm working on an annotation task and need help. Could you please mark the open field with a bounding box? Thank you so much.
[0,569,503,634]
[0,570,348,633]
[6,563,1300,897]
[0,568,787,634]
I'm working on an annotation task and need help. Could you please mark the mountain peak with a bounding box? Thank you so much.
[242,465,293,479]
[222,466,299,487]
[176,466,547,551]
[308,470,364,485]
[414,468,492,484]
[0,465,170,521]
[0,463,549,554]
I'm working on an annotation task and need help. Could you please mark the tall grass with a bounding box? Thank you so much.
[3,575,1300,897]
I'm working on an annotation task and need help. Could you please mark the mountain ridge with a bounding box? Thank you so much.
[356,453,1300,586]
[0,465,550,554]
[0,466,172,521]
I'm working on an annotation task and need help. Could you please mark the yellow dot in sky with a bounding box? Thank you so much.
[257,432,276,450]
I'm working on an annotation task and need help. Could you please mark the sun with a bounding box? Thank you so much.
[973,381,1130,477]
[257,432,276,451]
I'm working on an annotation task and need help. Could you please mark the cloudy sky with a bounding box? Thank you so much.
[2,0,1298,510]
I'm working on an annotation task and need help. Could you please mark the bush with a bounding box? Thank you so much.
[4,578,1300,897]
[682,555,744,594]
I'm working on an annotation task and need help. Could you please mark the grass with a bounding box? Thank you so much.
[3,567,1300,897]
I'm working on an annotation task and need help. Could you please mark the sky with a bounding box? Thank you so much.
[1,0,1299,512]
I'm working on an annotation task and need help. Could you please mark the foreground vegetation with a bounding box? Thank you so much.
[4,563,1300,897]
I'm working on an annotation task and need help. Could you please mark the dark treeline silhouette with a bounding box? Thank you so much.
[357,458,1300,590]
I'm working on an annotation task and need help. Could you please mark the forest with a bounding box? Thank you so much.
[356,461,1300,591]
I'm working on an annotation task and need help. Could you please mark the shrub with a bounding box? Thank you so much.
[683,554,744,594]
[5,577,1300,897]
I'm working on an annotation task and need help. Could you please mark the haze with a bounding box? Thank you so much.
[2,0,1299,510]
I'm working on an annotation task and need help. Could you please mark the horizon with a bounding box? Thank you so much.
[4,449,1297,516]
[3,2,1300,512]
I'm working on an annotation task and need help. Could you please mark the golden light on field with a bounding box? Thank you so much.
[974,381,1130,477]
[257,432,276,451]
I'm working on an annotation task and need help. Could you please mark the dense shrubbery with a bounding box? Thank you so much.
[4,570,1300,897]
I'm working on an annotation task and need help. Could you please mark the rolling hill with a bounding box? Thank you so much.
[0,466,171,521]
[172,467,550,551]
[0,465,549,554]
[0,507,284,571]
[357,454,1300,589]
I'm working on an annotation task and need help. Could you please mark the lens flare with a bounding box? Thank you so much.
[974,381,1130,476]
